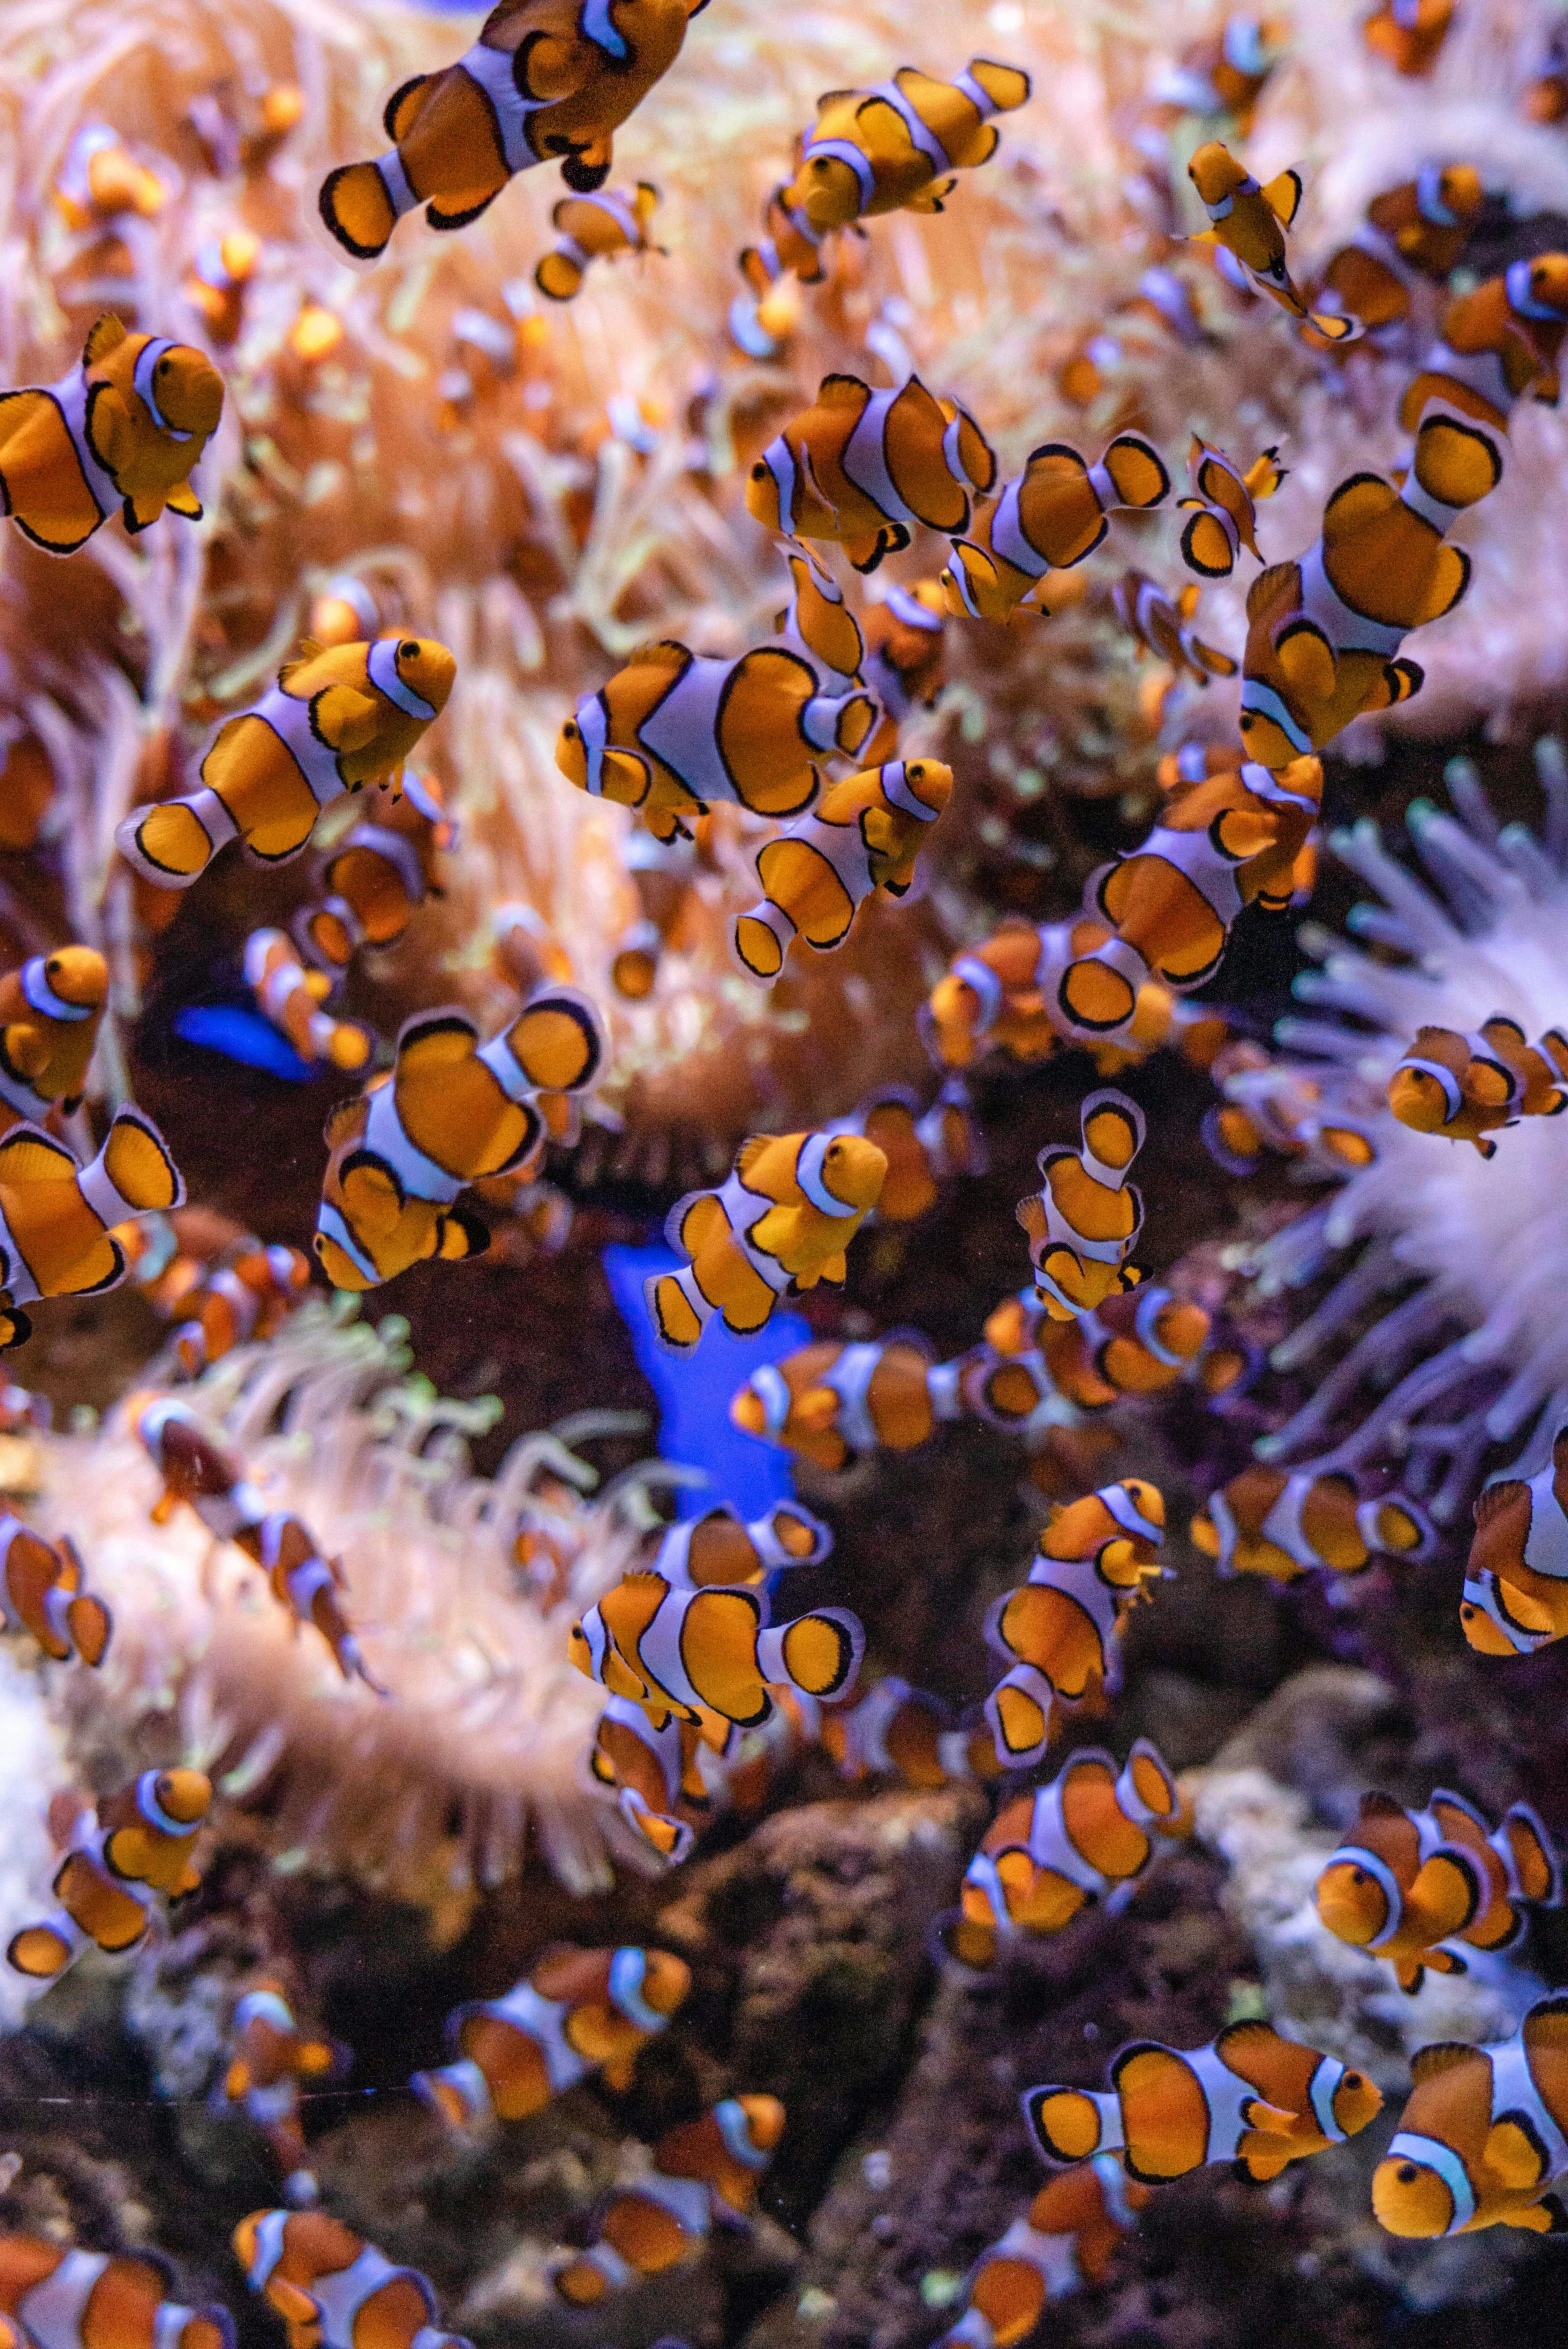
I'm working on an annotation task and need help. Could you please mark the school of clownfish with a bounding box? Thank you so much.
[9,0,1568,2337]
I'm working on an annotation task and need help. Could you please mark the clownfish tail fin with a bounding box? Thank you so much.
[757,1606,864,1701]
[99,1107,186,1217]
[319,161,404,261]
[536,250,586,301]
[1021,2081,1122,2165]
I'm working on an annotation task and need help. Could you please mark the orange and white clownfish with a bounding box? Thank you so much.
[934,2158,1148,2347]
[989,1284,1252,1412]
[317,0,706,262]
[536,181,662,298]
[941,1741,1190,1970]
[222,1980,346,2207]
[294,773,457,978]
[1146,18,1287,129]
[646,1128,887,1353]
[1203,1040,1377,1180]
[943,435,1170,624]
[412,1944,691,2129]
[1186,142,1361,344]
[7,1767,212,1979]
[243,931,373,1075]
[983,1480,1167,1768]
[165,1237,311,1377]
[185,228,262,347]
[1364,0,1457,77]
[0,2238,233,2349]
[0,315,222,558]
[922,916,1231,1078]
[611,827,697,998]
[1461,1430,1568,1658]
[556,548,876,842]
[827,1081,985,1224]
[589,1693,735,1860]
[820,1675,1000,1791]
[1024,2020,1382,2183]
[732,757,952,982]
[551,2096,785,2303]
[862,581,947,725]
[730,1335,955,1470]
[1015,1090,1146,1322]
[53,124,166,227]
[747,373,997,576]
[1387,1017,1568,1158]
[117,635,456,889]
[1371,1997,1568,2238]
[568,1568,864,1730]
[1176,436,1285,579]
[1190,1467,1433,1585]
[0,949,107,1135]
[314,986,604,1291]
[1400,256,1568,434]
[0,1514,110,1667]
[234,2210,470,2349]
[1315,1788,1560,1994]
[649,1499,832,1590]
[0,1108,185,1351]
[1112,570,1237,687]
[1311,166,1484,344]
[778,61,1030,236]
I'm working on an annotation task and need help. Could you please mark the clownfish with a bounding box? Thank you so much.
[243,931,373,1075]
[730,1335,953,1470]
[185,229,262,349]
[0,949,107,1135]
[1371,1997,1568,2238]
[568,1570,864,1730]
[1112,570,1237,687]
[922,918,1231,1078]
[1204,1040,1377,1179]
[1024,2020,1382,2182]
[295,773,457,977]
[1191,1467,1433,1585]
[0,1108,185,1351]
[589,1694,733,1860]
[0,2239,233,2349]
[611,828,696,998]
[556,549,876,842]
[943,435,1170,624]
[552,2096,785,2303]
[1400,256,1568,432]
[646,1128,887,1353]
[862,581,948,726]
[779,61,1030,236]
[0,732,55,854]
[1186,143,1361,344]
[1311,166,1484,343]
[1315,1788,1560,1994]
[988,1284,1252,1412]
[1461,1429,1568,1658]
[536,182,662,299]
[0,315,222,559]
[0,1514,109,1666]
[165,1237,311,1377]
[1388,1016,1568,1156]
[646,1501,832,1592]
[53,125,166,228]
[747,373,997,575]
[234,2211,470,2349]
[828,1082,985,1224]
[1148,18,1287,129]
[7,1767,212,1979]
[412,1945,691,2129]
[1176,436,1285,579]
[318,0,705,262]
[821,1675,1000,1791]
[984,1480,1167,1768]
[733,757,952,982]
[222,1981,346,2207]
[315,986,604,1291]
[117,635,456,889]
[935,2158,1148,2348]
[1015,1090,1146,1323]
[941,1741,1190,1970]
[1364,0,1457,76]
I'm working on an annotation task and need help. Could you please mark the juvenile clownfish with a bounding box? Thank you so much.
[243,931,373,1074]
[7,1767,212,1979]
[117,635,456,889]
[1204,1040,1377,1179]
[551,2097,785,2304]
[0,1108,185,1352]
[1186,142,1361,344]
[185,228,262,347]
[1191,1466,1432,1584]
[535,182,662,299]
[989,1284,1251,1412]
[1112,570,1237,687]
[556,549,876,842]
[315,986,604,1291]
[648,1500,832,1590]
[862,582,948,726]
[1461,1429,1568,1658]
[733,757,953,982]
[53,125,166,228]
[0,949,107,1136]
[1388,1016,1568,1156]
[941,1740,1189,1970]
[780,61,1030,236]
[935,2158,1148,2348]
[568,1570,864,1730]
[737,183,833,309]
[747,373,997,576]
[0,2239,233,2349]
[0,315,222,559]
[827,1081,985,1224]
[1016,1090,1146,1323]
[1148,18,1287,129]
[295,773,457,977]
[589,1694,733,1860]
[1315,1788,1560,1994]
[943,435,1170,624]
[820,1675,1000,1791]
[730,1335,952,1470]
[1364,0,1457,76]
[1176,436,1285,579]
[611,828,696,998]
[1372,1997,1568,2238]
[0,1514,110,1666]
[318,0,706,262]
[984,1480,1167,1768]
[166,1238,310,1377]
[222,1981,346,2207]
[921,917,1232,1079]
[646,1128,887,1353]
[234,2211,471,2349]
[1311,166,1484,343]
[1024,2020,1382,2182]
[412,1945,691,2129]
[1400,256,1568,432]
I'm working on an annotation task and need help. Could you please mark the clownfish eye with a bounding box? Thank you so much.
[751,461,768,479]
[398,640,419,661]
[1397,2163,1419,2184]
[563,722,580,740]
[1344,2072,1364,2091]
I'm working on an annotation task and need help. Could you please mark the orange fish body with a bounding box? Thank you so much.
[234,2210,470,2349]
[1462,1431,1568,1656]
[0,2239,233,2349]
[1016,1091,1146,1321]
[0,1109,184,1349]
[1364,0,1457,75]
[1112,569,1237,686]
[1399,258,1568,432]
[943,435,1169,623]
[1315,1789,1559,1993]
[1313,166,1483,340]
[830,1082,983,1224]
[936,2159,1148,2346]
[1387,1017,1568,1157]
[7,1767,212,1979]
[780,61,1030,234]
[244,931,372,1074]
[536,180,661,298]
[185,228,261,346]
[1030,1284,1248,1408]
[1190,1466,1431,1584]
[1372,1998,1568,2237]
[0,1514,109,1666]
[1176,435,1284,579]
[747,373,997,574]
[167,1238,310,1377]
[589,1693,735,1859]
[821,1674,997,1792]
[0,950,108,1135]
[729,1336,947,1469]
[1154,17,1286,128]
[224,1981,344,2200]
[53,124,166,227]
[652,1499,832,1590]
[568,1568,863,1730]
[296,773,456,976]
[862,581,947,722]
[552,2096,785,2303]
[733,756,952,981]
[1187,142,1359,343]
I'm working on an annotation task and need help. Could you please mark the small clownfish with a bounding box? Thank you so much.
[983,1480,1167,1769]
[491,901,576,997]
[1190,1467,1433,1585]
[862,581,948,727]
[0,2239,233,2349]
[611,827,695,998]
[317,0,706,262]
[52,126,166,229]
[746,373,997,576]
[1315,1789,1560,1995]
[1186,143,1361,344]
[934,2157,1148,2348]
[940,1741,1189,1971]
[222,1980,346,2206]
[828,1081,985,1224]
[1461,1429,1568,1658]
[412,1945,692,2129]
[314,986,604,1292]
[0,731,56,853]
[998,1284,1252,1411]
[0,315,223,558]
[294,774,458,979]
[1015,1090,1146,1323]
[167,1238,311,1377]
[0,1515,110,1666]
[1176,436,1285,579]
[7,1767,212,1979]
[738,182,833,300]
[1203,1041,1378,1180]
[1150,18,1287,128]
[245,1513,383,1691]
[117,635,456,890]
[1364,0,1457,76]
[556,549,876,843]
[729,1335,952,1470]
[646,1128,887,1354]
[0,1108,185,1351]
[243,931,373,1075]
[1024,2021,1382,2183]
[1112,570,1237,687]
[0,949,108,1135]
[589,1694,733,1860]
[649,1499,833,1590]
[1371,1997,1568,2238]
[184,229,263,347]
[536,182,662,299]
[1311,167,1484,343]
[780,61,1030,236]
[551,2096,785,2304]
[1387,1017,1568,1157]
[234,2211,470,2349]
[732,757,953,983]
[923,919,1088,1071]
[820,1676,1000,1791]
[568,1570,864,1731]
[942,434,1170,625]
[1400,256,1568,433]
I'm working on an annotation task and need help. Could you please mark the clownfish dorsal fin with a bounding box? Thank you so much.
[83,314,128,366]
[1261,168,1303,227]
[278,637,326,688]
[1246,560,1297,620]
[817,372,873,410]
[0,1127,80,1185]
[396,1009,480,1073]
[1473,1475,1527,1526]
[621,638,691,671]
[1409,2039,1477,2086]
[735,1134,771,1179]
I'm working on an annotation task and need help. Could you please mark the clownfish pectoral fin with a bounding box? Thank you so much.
[0,1306,33,1351]
[845,525,909,575]
[1275,617,1337,704]
[337,1153,405,1240]
[165,485,203,520]
[1104,434,1170,511]
[1261,170,1304,227]
[437,1207,488,1261]
[383,71,433,140]
[1242,2096,1299,2137]
[83,314,129,365]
